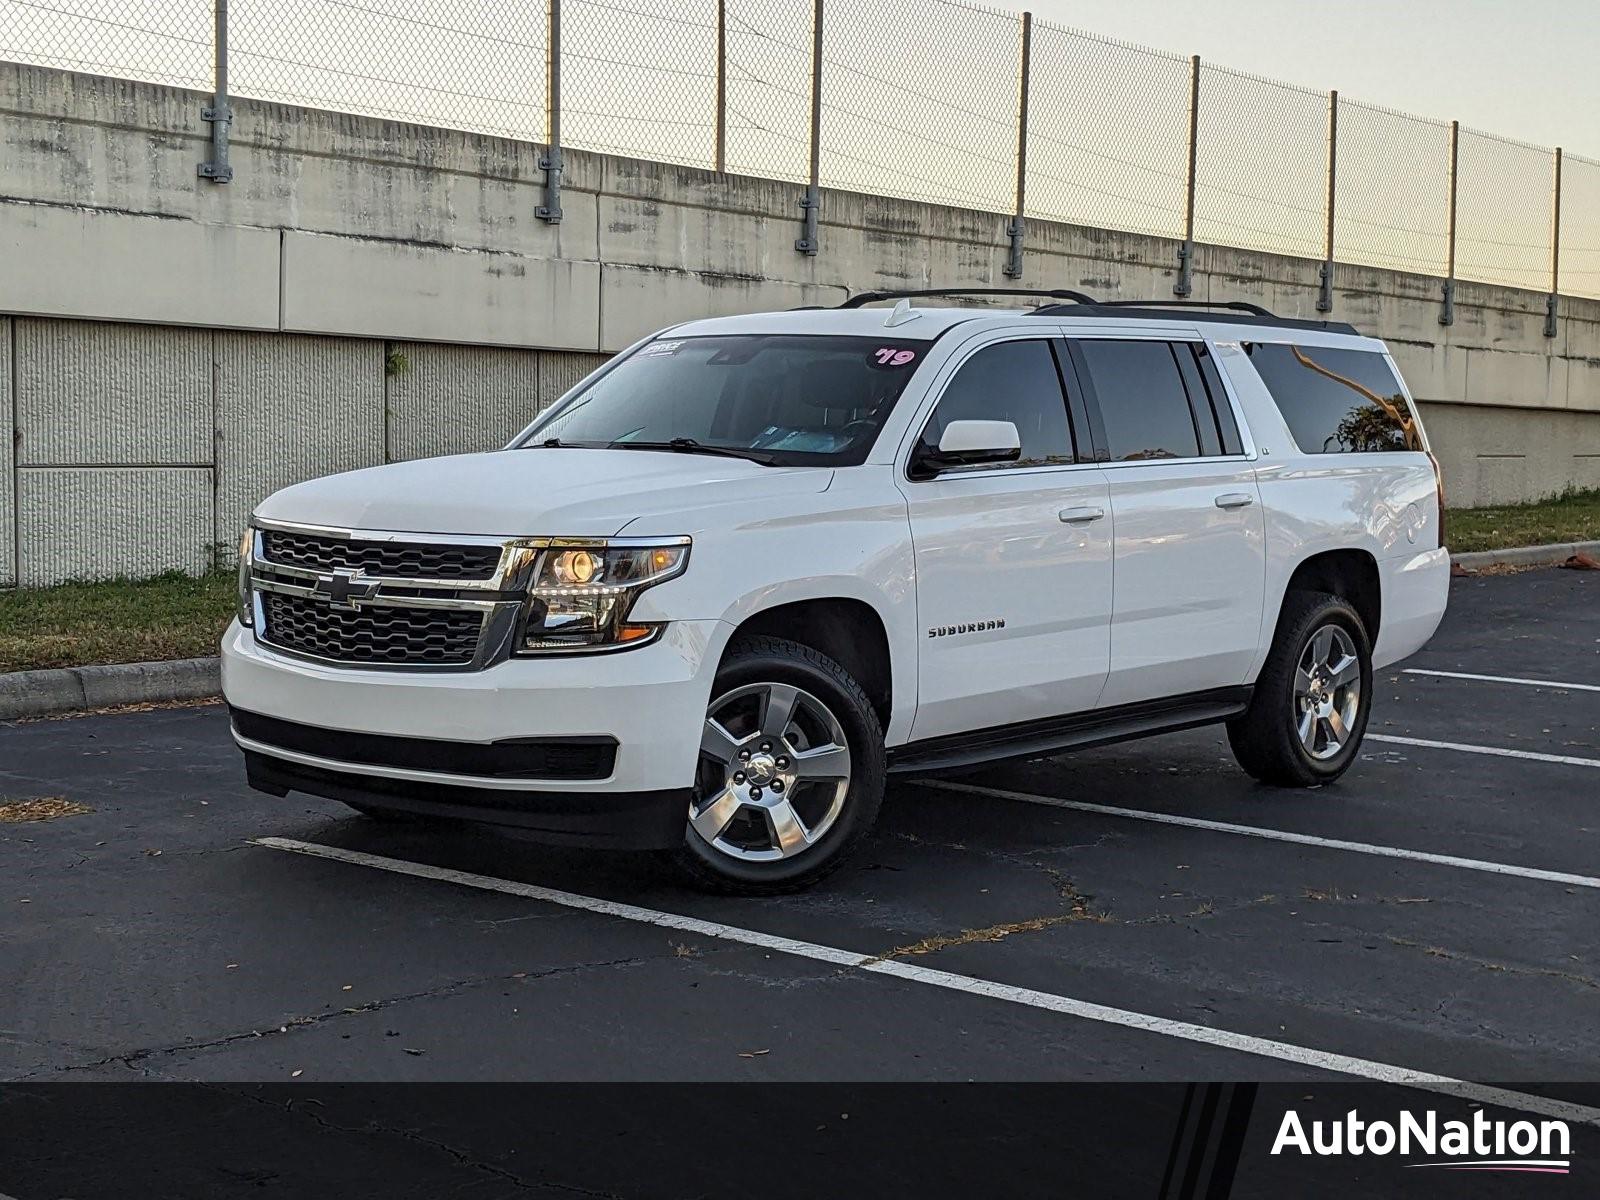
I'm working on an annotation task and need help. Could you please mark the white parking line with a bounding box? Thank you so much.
[254,835,1600,1126]
[916,780,1600,891]
[1403,668,1600,694]
[1368,733,1600,768]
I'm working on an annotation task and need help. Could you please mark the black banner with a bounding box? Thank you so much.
[3,1083,1597,1198]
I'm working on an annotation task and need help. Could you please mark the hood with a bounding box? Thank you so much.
[252,448,833,538]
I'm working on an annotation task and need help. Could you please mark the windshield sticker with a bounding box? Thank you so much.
[638,340,684,358]
[871,347,918,368]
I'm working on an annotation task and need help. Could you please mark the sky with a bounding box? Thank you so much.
[1014,0,1600,157]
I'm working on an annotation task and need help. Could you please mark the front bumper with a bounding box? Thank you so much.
[222,616,731,844]
[242,749,690,849]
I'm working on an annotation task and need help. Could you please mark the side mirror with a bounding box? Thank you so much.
[910,419,1022,478]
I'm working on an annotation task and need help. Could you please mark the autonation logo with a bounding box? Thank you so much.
[1272,1108,1572,1174]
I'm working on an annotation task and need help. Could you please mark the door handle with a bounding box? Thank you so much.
[1058,506,1105,524]
[1214,492,1254,510]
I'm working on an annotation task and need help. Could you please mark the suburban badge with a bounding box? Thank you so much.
[928,619,1007,638]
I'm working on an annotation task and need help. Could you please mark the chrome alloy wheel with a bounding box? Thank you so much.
[691,682,853,863]
[1293,624,1362,760]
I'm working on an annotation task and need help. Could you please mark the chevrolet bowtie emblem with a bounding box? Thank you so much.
[312,570,381,609]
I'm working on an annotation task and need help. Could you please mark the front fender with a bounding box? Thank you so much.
[621,470,918,744]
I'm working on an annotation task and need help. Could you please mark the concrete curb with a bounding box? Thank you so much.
[1451,539,1600,571]
[0,657,220,721]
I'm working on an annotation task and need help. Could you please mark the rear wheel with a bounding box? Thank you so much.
[669,635,885,894]
[1228,590,1372,787]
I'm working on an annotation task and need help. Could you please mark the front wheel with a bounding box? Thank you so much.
[668,635,885,894]
[1228,590,1373,787]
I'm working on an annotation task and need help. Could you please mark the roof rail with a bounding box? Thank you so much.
[1105,299,1272,317]
[1033,299,1274,318]
[838,287,1099,309]
[1029,300,1360,336]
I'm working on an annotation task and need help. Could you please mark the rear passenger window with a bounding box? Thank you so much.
[1247,343,1421,453]
[1075,340,1201,462]
[918,340,1075,471]
[1193,344,1244,455]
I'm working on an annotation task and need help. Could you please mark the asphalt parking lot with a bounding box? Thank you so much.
[4,568,1599,1101]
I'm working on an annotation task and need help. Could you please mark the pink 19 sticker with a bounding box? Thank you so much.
[873,347,917,366]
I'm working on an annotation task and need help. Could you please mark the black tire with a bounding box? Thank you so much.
[1227,590,1373,787]
[667,634,886,895]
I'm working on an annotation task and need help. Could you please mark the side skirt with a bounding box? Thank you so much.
[887,686,1253,775]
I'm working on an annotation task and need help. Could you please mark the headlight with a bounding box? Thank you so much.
[517,540,689,654]
[236,526,255,628]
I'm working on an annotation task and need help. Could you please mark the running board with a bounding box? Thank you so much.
[887,686,1253,775]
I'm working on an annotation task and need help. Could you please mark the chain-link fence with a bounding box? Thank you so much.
[1334,99,1453,280]
[1561,153,1600,300]
[1024,23,1189,242]
[0,0,1590,308]
[565,0,716,167]
[722,0,812,182]
[229,0,548,140]
[1193,64,1327,263]
[1453,128,1557,294]
[819,0,1017,214]
[1,0,212,90]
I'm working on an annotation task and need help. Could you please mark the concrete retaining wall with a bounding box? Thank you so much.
[4,61,1600,586]
[2,319,599,586]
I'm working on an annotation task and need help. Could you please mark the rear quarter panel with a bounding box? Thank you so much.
[1216,340,1448,676]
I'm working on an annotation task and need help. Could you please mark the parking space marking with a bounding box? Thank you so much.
[1402,668,1600,694]
[916,781,1600,891]
[255,835,1600,1125]
[1368,733,1600,768]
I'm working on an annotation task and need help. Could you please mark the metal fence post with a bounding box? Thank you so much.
[537,0,564,223]
[1174,53,1199,296]
[714,0,727,173]
[1317,88,1337,312]
[795,0,823,255]
[1546,146,1562,338]
[1003,12,1032,279]
[197,0,233,182]
[1440,119,1458,326]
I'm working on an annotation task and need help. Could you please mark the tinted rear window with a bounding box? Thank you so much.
[1075,340,1201,462]
[1247,344,1421,453]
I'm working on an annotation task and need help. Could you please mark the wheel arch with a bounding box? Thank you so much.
[1277,548,1382,644]
[722,594,899,740]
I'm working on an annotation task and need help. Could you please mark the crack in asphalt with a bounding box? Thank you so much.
[38,951,705,1077]
[870,911,1103,961]
[1387,935,1600,993]
[865,853,1117,962]
[866,829,1285,960]
[0,1027,126,1084]
[1035,863,1113,920]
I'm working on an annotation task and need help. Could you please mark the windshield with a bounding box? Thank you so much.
[522,334,929,466]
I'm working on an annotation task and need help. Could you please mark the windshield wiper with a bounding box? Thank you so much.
[607,437,778,465]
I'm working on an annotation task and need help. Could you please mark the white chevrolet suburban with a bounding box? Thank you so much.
[223,290,1450,893]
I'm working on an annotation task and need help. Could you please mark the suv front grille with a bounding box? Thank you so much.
[260,592,484,666]
[261,530,502,580]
